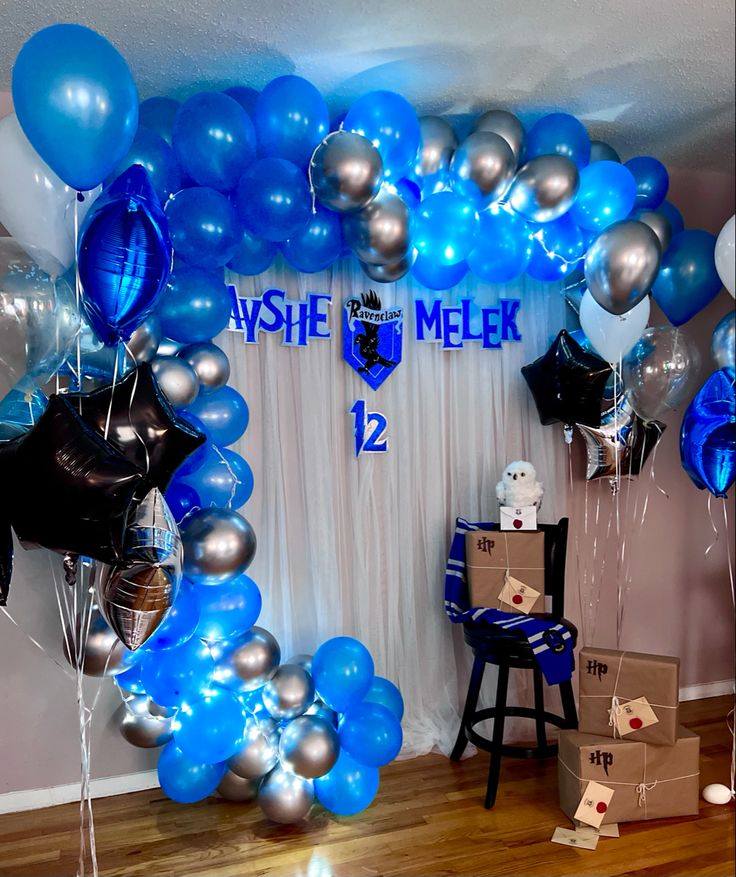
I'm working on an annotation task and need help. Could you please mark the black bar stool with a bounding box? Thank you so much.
[450,518,578,809]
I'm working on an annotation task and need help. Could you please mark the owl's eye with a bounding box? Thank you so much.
[521,472,526,477]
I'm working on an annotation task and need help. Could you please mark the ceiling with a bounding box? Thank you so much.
[0,0,734,172]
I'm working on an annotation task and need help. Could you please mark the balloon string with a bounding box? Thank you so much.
[705,493,719,558]
[619,434,652,637]
[723,499,735,615]
[307,127,343,215]
[213,445,241,508]
[122,341,149,476]
[0,606,75,681]
[103,344,120,442]
[568,441,587,646]
[648,423,669,499]
[613,359,623,646]
[74,198,83,408]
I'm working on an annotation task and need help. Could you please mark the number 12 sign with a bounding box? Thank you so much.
[350,401,388,456]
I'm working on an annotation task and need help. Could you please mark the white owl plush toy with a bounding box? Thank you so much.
[496,460,544,509]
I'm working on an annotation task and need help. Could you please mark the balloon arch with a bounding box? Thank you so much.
[0,20,734,853]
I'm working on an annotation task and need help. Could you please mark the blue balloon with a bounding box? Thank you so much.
[569,161,637,231]
[315,750,379,816]
[114,661,147,695]
[138,97,180,145]
[157,742,226,803]
[164,479,200,523]
[254,76,329,169]
[12,24,138,190]
[166,187,240,268]
[0,386,47,442]
[657,201,685,238]
[652,230,722,326]
[363,676,404,721]
[411,255,468,291]
[312,637,374,713]
[467,208,532,283]
[395,178,422,209]
[223,86,259,116]
[141,637,215,707]
[221,448,254,509]
[526,214,586,282]
[174,687,247,763]
[414,192,479,266]
[525,112,591,169]
[227,227,277,276]
[624,156,669,209]
[108,126,181,205]
[344,91,421,181]
[143,584,200,651]
[680,370,736,498]
[178,442,235,508]
[171,413,211,479]
[194,574,262,641]
[589,141,621,163]
[172,92,256,192]
[78,165,171,345]
[182,386,249,447]
[235,158,312,242]
[339,701,402,767]
[281,206,343,273]
[157,266,232,343]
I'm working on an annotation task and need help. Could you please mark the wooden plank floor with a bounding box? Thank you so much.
[0,696,733,877]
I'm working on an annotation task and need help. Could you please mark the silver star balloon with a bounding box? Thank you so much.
[577,399,666,484]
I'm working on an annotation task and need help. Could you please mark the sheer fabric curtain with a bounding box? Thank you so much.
[221,258,569,757]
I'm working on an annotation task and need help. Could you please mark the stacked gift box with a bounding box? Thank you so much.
[558,646,700,826]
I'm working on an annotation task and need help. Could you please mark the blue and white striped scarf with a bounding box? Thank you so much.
[445,517,574,685]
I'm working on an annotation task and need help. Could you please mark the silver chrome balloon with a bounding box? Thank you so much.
[156,337,184,357]
[262,664,315,720]
[115,694,174,748]
[584,220,662,316]
[506,155,580,224]
[711,310,735,373]
[634,209,673,253]
[286,654,313,673]
[181,507,256,585]
[178,342,230,394]
[126,315,161,363]
[224,626,281,692]
[304,698,339,727]
[414,116,458,192]
[150,355,200,409]
[217,770,260,802]
[258,766,314,824]
[589,140,621,163]
[228,718,280,780]
[278,715,340,779]
[310,130,383,213]
[450,132,515,207]
[62,608,135,677]
[359,251,415,283]
[343,188,412,266]
[474,109,525,165]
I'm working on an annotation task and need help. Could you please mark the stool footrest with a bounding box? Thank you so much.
[464,706,569,759]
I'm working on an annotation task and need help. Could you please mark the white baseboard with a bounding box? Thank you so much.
[679,679,735,701]
[0,769,159,816]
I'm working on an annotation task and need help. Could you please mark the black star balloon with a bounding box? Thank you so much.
[522,330,613,428]
[0,515,11,606]
[66,362,205,492]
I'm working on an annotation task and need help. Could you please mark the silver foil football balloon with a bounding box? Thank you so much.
[474,109,525,165]
[217,770,260,802]
[181,507,256,585]
[258,766,314,824]
[711,310,735,373]
[223,626,281,692]
[177,342,230,394]
[359,251,415,283]
[450,132,515,207]
[125,488,182,567]
[633,209,673,254]
[584,220,662,316]
[343,188,412,266]
[150,355,200,409]
[506,155,580,224]
[62,608,134,677]
[262,664,315,720]
[278,715,340,779]
[310,130,383,213]
[228,718,280,780]
[115,694,174,748]
[415,116,458,192]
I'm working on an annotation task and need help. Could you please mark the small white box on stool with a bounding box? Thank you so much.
[499,506,538,531]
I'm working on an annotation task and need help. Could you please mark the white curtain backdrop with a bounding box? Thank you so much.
[221,258,569,757]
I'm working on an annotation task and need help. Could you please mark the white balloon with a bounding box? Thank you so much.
[579,290,650,363]
[0,114,98,275]
[714,214,735,297]
[702,783,732,805]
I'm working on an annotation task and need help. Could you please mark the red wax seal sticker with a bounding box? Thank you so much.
[629,717,643,730]
[596,801,608,814]
[513,518,523,529]
[512,594,523,605]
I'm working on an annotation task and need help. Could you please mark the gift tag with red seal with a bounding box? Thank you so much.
[550,827,599,850]
[613,696,660,736]
[573,780,615,828]
[498,574,540,614]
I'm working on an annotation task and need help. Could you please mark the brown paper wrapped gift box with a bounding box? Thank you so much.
[578,646,680,745]
[558,727,700,825]
[464,530,544,609]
